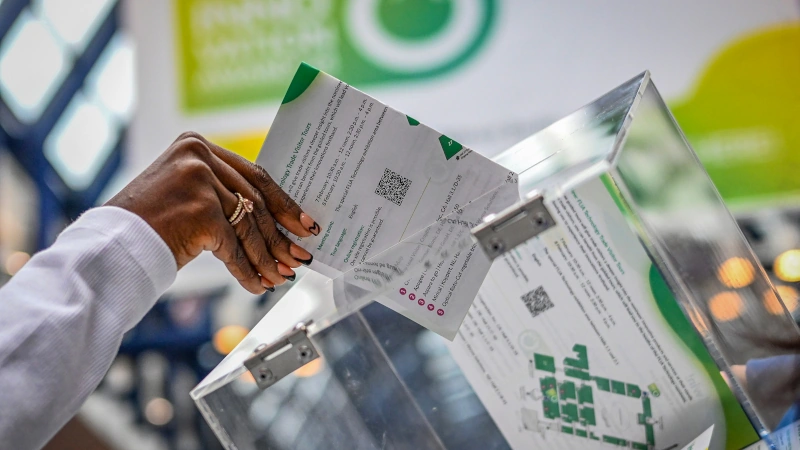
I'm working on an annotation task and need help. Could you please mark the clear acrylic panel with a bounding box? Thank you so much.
[609,78,800,438]
[193,72,800,449]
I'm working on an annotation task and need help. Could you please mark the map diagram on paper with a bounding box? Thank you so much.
[448,177,758,450]
[519,344,662,450]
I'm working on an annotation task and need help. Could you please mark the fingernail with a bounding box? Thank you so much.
[290,244,313,262]
[297,255,313,266]
[300,213,321,235]
[261,277,275,292]
[277,263,296,282]
[266,286,275,292]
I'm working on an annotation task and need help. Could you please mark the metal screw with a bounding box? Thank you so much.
[489,239,505,254]
[298,345,313,363]
[259,368,274,382]
[533,213,547,227]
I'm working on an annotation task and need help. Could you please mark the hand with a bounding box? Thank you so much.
[106,132,320,294]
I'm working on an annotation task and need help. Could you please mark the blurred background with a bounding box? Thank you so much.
[0,1,799,448]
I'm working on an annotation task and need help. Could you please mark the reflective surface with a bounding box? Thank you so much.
[612,81,800,435]
[197,308,446,450]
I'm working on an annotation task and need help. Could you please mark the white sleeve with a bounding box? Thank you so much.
[0,206,177,450]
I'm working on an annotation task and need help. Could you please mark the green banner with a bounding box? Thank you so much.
[174,0,496,112]
[671,24,800,208]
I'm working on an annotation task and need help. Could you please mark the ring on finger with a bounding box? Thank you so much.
[229,192,254,226]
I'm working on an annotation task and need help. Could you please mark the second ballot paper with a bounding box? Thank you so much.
[256,63,519,339]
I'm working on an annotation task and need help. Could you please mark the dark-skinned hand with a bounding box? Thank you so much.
[106,132,320,294]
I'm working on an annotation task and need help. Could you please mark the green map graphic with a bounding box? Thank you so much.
[532,344,656,450]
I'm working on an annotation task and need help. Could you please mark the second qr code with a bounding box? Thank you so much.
[521,286,554,318]
[375,168,412,206]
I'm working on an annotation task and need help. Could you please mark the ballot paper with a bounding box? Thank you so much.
[447,175,759,450]
[256,63,517,339]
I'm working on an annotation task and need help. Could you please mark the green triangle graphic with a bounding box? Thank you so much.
[281,62,320,105]
[438,135,463,160]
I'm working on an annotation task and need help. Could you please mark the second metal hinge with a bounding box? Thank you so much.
[471,194,555,260]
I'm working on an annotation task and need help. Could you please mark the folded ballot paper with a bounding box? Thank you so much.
[256,63,518,339]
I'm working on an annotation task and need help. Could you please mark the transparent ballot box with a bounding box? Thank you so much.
[192,72,800,450]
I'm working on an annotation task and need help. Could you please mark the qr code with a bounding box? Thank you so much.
[375,168,412,206]
[521,286,554,318]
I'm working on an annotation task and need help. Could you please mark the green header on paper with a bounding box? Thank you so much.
[439,135,463,160]
[281,63,320,105]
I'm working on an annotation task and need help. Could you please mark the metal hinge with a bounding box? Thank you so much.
[471,193,555,260]
[244,321,319,390]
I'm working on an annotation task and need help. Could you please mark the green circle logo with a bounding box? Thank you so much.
[378,0,453,41]
[344,0,496,74]
[174,0,497,111]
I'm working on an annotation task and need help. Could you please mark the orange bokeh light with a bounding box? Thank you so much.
[717,257,755,288]
[763,285,799,315]
[708,291,744,322]
[212,325,249,355]
[294,358,324,378]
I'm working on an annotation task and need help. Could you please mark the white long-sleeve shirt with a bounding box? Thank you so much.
[0,206,177,449]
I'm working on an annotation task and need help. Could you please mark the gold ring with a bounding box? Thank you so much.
[229,193,254,226]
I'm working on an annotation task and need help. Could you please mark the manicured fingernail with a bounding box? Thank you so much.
[300,213,321,235]
[277,263,295,282]
[290,243,313,262]
[261,277,275,292]
[297,255,313,266]
[266,286,275,292]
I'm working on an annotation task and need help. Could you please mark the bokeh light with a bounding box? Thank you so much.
[4,251,30,275]
[716,257,755,288]
[212,325,249,355]
[0,11,68,122]
[763,285,799,315]
[240,371,256,384]
[708,291,744,322]
[294,358,323,378]
[104,356,134,395]
[144,397,174,426]
[775,250,800,282]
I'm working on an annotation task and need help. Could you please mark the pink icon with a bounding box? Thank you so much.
[418,299,425,306]
[399,288,406,295]
[437,309,445,316]
[409,293,416,300]
[427,304,434,311]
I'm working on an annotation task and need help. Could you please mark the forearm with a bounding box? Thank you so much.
[0,207,176,449]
